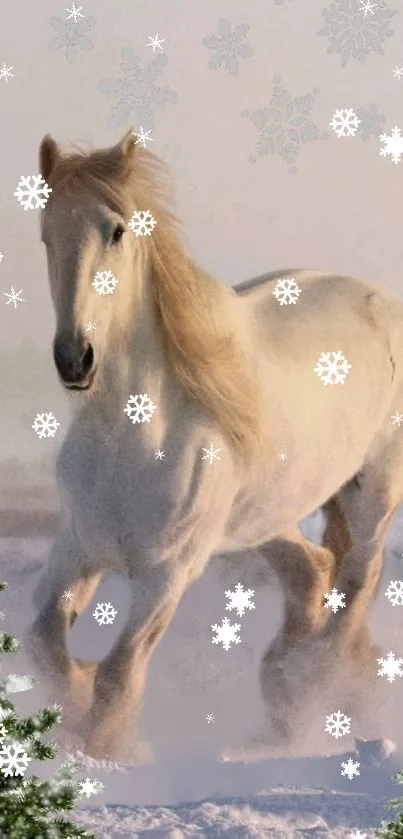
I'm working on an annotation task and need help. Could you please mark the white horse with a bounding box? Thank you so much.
[26,129,403,761]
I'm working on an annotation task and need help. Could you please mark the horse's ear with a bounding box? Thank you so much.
[39,135,60,181]
[112,129,137,171]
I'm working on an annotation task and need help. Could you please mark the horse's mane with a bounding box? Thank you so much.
[41,140,265,474]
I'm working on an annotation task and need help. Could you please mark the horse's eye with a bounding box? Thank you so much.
[111,224,125,245]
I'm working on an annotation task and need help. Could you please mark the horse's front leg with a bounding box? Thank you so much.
[25,529,106,718]
[76,558,196,762]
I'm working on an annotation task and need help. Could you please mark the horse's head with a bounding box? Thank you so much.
[39,130,142,392]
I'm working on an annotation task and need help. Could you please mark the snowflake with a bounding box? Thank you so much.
[317,0,397,68]
[242,75,328,174]
[124,393,156,424]
[385,581,403,606]
[324,588,346,613]
[325,710,351,738]
[3,286,24,308]
[48,7,96,64]
[132,126,154,148]
[0,63,14,83]
[0,725,6,742]
[147,33,165,53]
[0,741,31,777]
[350,832,367,839]
[62,589,74,601]
[206,714,215,724]
[86,320,97,333]
[93,602,117,625]
[391,411,403,427]
[314,352,352,385]
[202,18,254,75]
[32,412,60,439]
[92,270,118,295]
[341,757,360,780]
[128,210,157,237]
[278,452,288,461]
[66,3,84,21]
[225,583,255,617]
[78,777,104,798]
[330,108,361,137]
[0,252,3,263]
[272,277,302,305]
[355,103,386,142]
[358,0,378,13]
[380,126,403,165]
[393,65,403,78]
[201,444,221,464]
[155,449,165,460]
[14,175,52,210]
[211,617,241,651]
[97,48,178,132]
[377,651,403,683]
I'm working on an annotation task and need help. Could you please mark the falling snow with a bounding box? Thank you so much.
[147,33,165,53]
[92,270,118,295]
[272,277,302,305]
[32,412,60,439]
[225,583,255,617]
[329,108,361,137]
[128,210,157,236]
[325,710,351,739]
[340,758,360,780]
[211,617,241,651]
[124,393,156,424]
[385,580,403,606]
[380,126,403,165]
[324,588,346,613]
[14,175,52,210]
[0,63,14,83]
[132,127,154,148]
[93,602,117,625]
[201,444,221,464]
[3,286,24,308]
[391,411,403,427]
[377,651,403,683]
[314,352,352,385]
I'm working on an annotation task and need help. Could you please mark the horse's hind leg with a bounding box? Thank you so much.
[257,526,335,743]
[25,528,106,715]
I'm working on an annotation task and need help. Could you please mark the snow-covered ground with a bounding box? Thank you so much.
[1,502,403,837]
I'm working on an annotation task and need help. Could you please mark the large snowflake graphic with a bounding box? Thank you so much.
[14,175,52,210]
[385,580,403,606]
[325,710,351,738]
[272,277,302,305]
[225,583,255,617]
[48,7,96,64]
[380,126,403,164]
[32,412,60,439]
[92,270,118,295]
[317,0,397,67]
[355,103,386,141]
[341,757,360,779]
[330,108,361,137]
[128,210,157,237]
[377,651,403,683]
[324,588,346,613]
[0,741,31,777]
[93,602,117,625]
[202,18,254,75]
[124,393,156,424]
[211,617,241,651]
[97,48,178,131]
[314,352,352,385]
[242,75,328,174]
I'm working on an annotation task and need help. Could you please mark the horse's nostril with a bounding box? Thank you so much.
[81,343,94,375]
